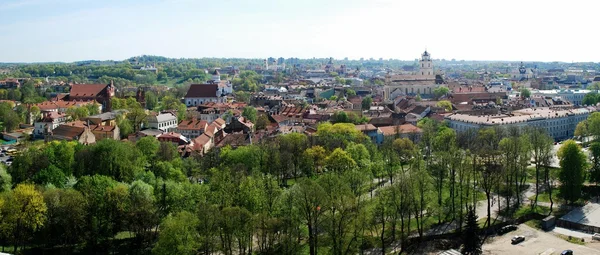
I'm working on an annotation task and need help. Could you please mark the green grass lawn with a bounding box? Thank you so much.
[529,189,561,203]
[557,234,585,245]
[514,205,551,218]
[526,167,560,184]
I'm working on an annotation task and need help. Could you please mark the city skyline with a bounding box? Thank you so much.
[0,0,597,63]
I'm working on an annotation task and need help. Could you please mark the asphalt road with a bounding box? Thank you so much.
[483,224,600,255]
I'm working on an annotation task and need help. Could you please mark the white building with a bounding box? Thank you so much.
[34,112,67,138]
[184,84,225,107]
[146,112,178,131]
[445,107,593,140]
[531,89,592,106]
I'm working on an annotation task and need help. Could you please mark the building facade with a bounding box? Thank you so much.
[445,107,592,140]
[531,89,591,106]
[147,112,178,131]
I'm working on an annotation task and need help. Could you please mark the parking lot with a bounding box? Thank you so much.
[483,224,600,255]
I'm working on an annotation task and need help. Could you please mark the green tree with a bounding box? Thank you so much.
[433,86,450,99]
[75,175,128,245]
[255,114,270,130]
[153,211,200,255]
[234,91,251,103]
[325,148,357,173]
[3,184,47,253]
[242,106,257,123]
[136,136,160,161]
[583,92,599,106]
[66,106,89,120]
[41,188,87,247]
[346,89,356,97]
[291,179,326,255]
[2,111,22,132]
[145,91,159,110]
[589,142,600,187]
[415,94,422,101]
[558,140,587,204]
[520,87,531,98]
[127,180,158,241]
[128,107,148,132]
[589,82,600,91]
[436,100,453,111]
[0,165,11,192]
[461,207,482,255]
[361,96,373,110]
[529,128,553,209]
[575,121,588,139]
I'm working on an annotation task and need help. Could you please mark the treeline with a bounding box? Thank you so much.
[0,117,593,255]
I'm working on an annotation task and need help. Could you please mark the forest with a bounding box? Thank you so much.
[2,112,597,254]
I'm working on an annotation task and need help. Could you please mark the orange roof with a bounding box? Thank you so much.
[379,124,422,136]
[177,119,207,130]
[70,84,108,97]
[213,118,226,127]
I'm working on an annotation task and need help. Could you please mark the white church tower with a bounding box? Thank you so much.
[419,50,434,78]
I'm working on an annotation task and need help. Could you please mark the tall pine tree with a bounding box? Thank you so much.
[462,206,482,255]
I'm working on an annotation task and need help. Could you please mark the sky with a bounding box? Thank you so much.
[0,0,598,63]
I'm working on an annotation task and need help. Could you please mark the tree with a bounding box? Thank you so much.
[2,111,22,132]
[558,140,587,204]
[346,89,356,97]
[0,165,11,192]
[153,211,200,255]
[66,106,89,121]
[3,184,47,253]
[436,100,453,112]
[127,180,159,241]
[30,105,41,123]
[331,111,350,123]
[86,102,101,115]
[145,91,159,110]
[235,91,251,103]
[590,142,600,188]
[415,94,422,101]
[433,86,450,99]
[589,82,600,91]
[136,136,160,161]
[520,87,531,98]
[575,121,588,139]
[461,207,482,255]
[304,145,327,175]
[529,128,553,209]
[583,92,599,106]
[242,106,257,123]
[291,179,326,255]
[325,148,357,173]
[361,96,373,110]
[255,114,269,130]
[41,188,87,247]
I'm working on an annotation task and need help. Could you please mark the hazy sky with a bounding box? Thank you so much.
[0,0,597,63]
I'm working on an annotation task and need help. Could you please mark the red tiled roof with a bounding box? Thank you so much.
[52,124,85,139]
[70,84,108,97]
[355,124,378,132]
[184,84,218,98]
[379,124,422,136]
[158,132,183,139]
[193,133,211,150]
[213,118,226,127]
[177,119,208,130]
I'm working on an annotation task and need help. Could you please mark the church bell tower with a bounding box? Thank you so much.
[419,50,434,78]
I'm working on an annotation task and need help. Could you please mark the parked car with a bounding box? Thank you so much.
[511,235,525,244]
[498,225,518,234]
[561,250,573,255]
